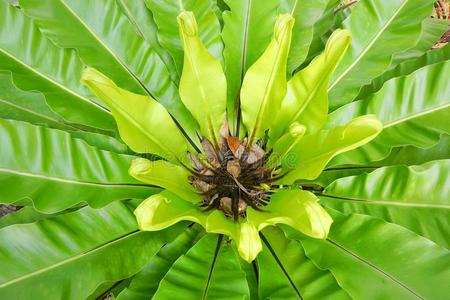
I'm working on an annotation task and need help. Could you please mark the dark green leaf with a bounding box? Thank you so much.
[0,202,186,299]
[153,234,249,300]
[0,118,157,213]
[292,210,450,300]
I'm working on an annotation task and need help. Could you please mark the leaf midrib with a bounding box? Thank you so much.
[319,194,450,209]
[56,0,156,99]
[260,233,304,300]
[325,238,425,299]
[383,102,450,128]
[0,97,76,130]
[0,48,109,113]
[202,234,223,300]
[0,230,140,289]
[0,167,153,189]
[328,0,410,91]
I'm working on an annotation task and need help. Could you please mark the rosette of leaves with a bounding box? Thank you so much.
[0,0,449,299]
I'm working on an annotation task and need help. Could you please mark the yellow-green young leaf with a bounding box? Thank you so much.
[268,122,306,167]
[269,29,351,143]
[81,68,190,163]
[206,211,262,263]
[178,11,226,146]
[129,158,201,203]
[248,190,333,240]
[135,191,207,232]
[280,115,383,183]
[240,14,295,144]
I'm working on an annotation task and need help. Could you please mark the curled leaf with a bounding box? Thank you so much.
[129,158,201,202]
[240,14,295,144]
[81,67,189,163]
[135,191,207,231]
[280,115,383,183]
[178,11,227,146]
[270,29,352,143]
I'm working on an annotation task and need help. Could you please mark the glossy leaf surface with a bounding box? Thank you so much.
[321,160,450,248]
[328,0,435,109]
[152,234,249,300]
[82,68,191,162]
[0,202,186,299]
[328,60,450,166]
[0,2,114,132]
[295,210,450,300]
[222,0,280,132]
[0,118,155,213]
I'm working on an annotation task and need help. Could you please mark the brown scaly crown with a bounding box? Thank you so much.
[187,123,282,221]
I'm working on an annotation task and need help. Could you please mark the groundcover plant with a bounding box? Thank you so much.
[0,0,449,299]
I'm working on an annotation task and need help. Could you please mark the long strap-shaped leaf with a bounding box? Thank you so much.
[357,44,450,99]
[280,115,382,183]
[0,202,185,300]
[327,60,450,166]
[240,14,295,144]
[280,0,329,74]
[178,11,227,146]
[391,17,449,65]
[117,225,205,300]
[0,72,74,132]
[222,0,279,133]
[19,0,198,137]
[145,0,223,77]
[0,71,127,154]
[327,0,436,110]
[258,226,351,300]
[290,210,450,300]
[152,234,250,300]
[321,160,450,249]
[0,118,156,213]
[82,68,191,163]
[129,158,201,203]
[0,2,114,132]
[269,29,351,144]
[117,0,179,83]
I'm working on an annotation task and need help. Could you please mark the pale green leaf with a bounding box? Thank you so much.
[129,158,200,202]
[240,14,295,144]
[178,11,227,146]
[280,0,329,74]
[280,115,382,183]
[248,190,333,240]
[269,29,351,143]
[269,123,306,166]
[145,0,223,76]
[81,67,191,163]
[222,0,279,133]
[135,191,207,232]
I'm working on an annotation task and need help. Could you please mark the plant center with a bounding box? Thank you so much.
[188,134,278,221]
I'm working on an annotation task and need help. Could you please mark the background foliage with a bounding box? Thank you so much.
[0,0,449,299]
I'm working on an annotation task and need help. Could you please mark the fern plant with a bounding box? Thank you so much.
[0,0,449,299]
